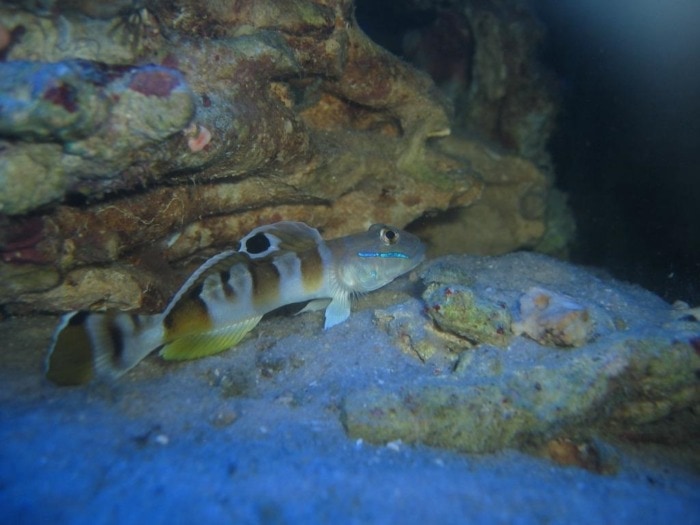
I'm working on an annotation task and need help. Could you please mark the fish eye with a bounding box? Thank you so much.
[380,227,399,245]
[244,232,271,254]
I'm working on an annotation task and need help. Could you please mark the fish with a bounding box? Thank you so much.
[45,221,425,385]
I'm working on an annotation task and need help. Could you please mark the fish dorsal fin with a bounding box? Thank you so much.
[164,222,322,318]
[238,221,323,259]
[162,249,240,318]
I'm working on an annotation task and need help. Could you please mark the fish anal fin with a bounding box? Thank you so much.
[159,316,262,361]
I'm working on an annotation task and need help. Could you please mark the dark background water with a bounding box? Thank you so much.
[534,0,700,304]
[355,0,700,304]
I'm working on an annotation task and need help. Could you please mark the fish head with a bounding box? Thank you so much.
[332,224,425,293]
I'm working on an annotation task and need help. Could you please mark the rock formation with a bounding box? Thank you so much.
[0,0,560,313]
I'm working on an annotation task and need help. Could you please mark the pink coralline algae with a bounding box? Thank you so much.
[0,216,48,264]
[42,82,79,113]
[0,60,192,144]
[128,68,182,97]
[185,123,212,152]
[0,59,195,215]
[0,23,10,51]
[690,336,700,355]
[513,287,595,347]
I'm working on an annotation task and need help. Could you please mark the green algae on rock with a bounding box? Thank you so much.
[342,384,538,453]
[342,330,700,453]
[423,283,512,346]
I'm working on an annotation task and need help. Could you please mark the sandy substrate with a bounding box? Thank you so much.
[1,255,698,524]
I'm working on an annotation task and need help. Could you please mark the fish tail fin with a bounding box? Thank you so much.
[45,310,164,386]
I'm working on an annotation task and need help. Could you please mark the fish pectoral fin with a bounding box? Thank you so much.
[159,316,262,361]
[323,294,351,330]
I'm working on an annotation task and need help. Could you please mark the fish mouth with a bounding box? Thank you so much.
[416,242,427,262]
[413,249,427,269]
[407,234,427,264]
[395,241,426,266]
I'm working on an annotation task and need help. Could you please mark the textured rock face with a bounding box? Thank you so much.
[0,1,558,313]
[342,253,700,454]
[368,0,557,167]
[0,60,195,215]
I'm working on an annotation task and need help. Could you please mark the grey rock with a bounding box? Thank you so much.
[343,253,699,452]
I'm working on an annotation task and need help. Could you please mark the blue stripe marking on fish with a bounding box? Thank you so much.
[357,251,410,259]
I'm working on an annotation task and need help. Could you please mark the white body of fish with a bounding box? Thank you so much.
[46,222,425,385]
